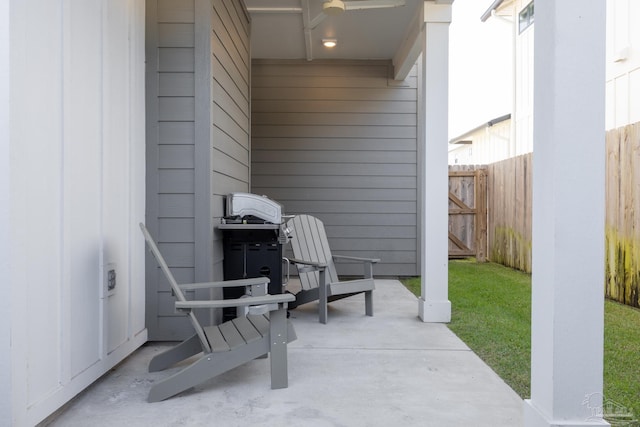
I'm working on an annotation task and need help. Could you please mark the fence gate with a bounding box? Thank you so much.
[448,166,487,261]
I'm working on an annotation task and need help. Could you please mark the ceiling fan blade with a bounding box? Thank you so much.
[343,0,406,11]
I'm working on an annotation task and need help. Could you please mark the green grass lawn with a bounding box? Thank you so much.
[401,259,640,421]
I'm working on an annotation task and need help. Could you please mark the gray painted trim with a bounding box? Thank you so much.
[194,0,214,321]
[247,3,253,194]
[144,0,161,336]
[193,2,213,275]
[416,55,424,275]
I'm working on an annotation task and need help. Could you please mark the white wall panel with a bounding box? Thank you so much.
[606,0,640,129]
[0,0,10,419]
[103,0,132,355]
[63,0,103,379]
[9,0,147,424]
[11,0,65,408]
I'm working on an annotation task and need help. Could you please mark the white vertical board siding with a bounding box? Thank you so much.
[252,61,419,276]
[606,0,640,129]
[11,1,65,415]
[63,0,103,378]
[515,3,534,155]
[448,119,513,165]
[0,0,10,420]
[9,0,147,425]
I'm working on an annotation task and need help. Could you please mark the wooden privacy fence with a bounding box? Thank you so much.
[449,122,640,310]
[606,122,640,308]
[448,165,487,261]
[486,153,533,273]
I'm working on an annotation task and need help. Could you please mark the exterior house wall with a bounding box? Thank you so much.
[514,1,534,154]
[492,0,640,140]
[606,0,640,129]
[145,0,251,340]
[251,60,419,277]
[449,117,512,165]
[7,0,147,425]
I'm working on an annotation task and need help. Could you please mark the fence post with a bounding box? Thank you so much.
[475,168,488,262]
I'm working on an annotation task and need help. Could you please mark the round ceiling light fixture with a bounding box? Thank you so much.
[322,0,346,16]
[322,39,337,48]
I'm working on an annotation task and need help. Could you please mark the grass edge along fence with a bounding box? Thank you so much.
[480,122,640,310]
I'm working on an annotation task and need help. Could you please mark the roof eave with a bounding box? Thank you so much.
[480,0,506,22]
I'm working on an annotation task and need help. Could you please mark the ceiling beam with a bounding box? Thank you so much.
[244,7,302,14]
[392,2,424,80]
[392,1,452,80]
[301,0,314,61]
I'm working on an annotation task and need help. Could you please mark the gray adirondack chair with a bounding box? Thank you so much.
[140,223,296,402]
[286,215,379,324]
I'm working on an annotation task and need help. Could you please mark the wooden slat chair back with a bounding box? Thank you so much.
[140,224,211,352]
[289,214,340,289]
[140,223,296,402]
[286,215,380,324]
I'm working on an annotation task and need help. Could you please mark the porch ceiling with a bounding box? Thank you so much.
[245,0,452,72]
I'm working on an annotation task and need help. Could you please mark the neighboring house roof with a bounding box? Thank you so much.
[481,0,506,22]
[449,114,511,144]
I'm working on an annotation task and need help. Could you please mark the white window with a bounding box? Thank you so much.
[519,1,534,34]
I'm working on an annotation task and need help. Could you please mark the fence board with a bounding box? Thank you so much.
[486,153,532,272]
[606,122,640,308]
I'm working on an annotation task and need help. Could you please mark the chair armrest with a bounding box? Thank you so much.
[288,258,328,269]
[175,293,295,310]
[179,277,269,291]
[332,254,380,263]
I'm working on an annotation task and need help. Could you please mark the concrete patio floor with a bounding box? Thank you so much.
[44,280,523,426]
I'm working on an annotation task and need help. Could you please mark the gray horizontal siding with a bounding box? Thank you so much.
[252,60,418,277]
[210,0,251,275]
[156,1,196,318]
[252,87,416,101]
[253,112,416,126]
[146,0,252,340]
[281,200,417,214]
[146,0,197,340]
[253,162,417,176]
[252,100,417,114]
[252,150,416,163]
[255,175,416,189]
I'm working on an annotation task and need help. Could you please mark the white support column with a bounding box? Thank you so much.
[419,2,451,323]
[525,1,608,426]
[0,0,11,421]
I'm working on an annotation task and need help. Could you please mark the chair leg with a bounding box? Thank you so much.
[365,290,373,316]
[149,334,203,372]
[269,307,289,389]
[318,270,328,324]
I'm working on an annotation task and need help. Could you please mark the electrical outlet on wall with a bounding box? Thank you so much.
[104,262,117,297]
